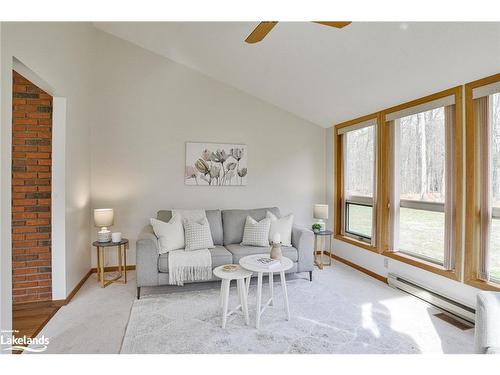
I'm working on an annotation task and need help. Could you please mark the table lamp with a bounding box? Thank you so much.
[313,204,328,231]
[94,208,114,242]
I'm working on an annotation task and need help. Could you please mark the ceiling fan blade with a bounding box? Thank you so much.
[245,22,278,44]
[313,21,352,29]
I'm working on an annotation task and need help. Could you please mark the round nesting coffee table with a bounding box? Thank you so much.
[239,254,293,329]
[213,265,252,329]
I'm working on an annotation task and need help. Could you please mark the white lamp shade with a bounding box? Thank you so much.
[94,208,114,227]
[313,204,328,220]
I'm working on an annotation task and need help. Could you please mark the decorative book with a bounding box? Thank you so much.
[254,257,280,270]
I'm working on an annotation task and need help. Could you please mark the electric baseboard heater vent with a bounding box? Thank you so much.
[387,273,475,323]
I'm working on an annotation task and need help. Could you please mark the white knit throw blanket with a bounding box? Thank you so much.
[168,209,212,286]
[168,249,212,286]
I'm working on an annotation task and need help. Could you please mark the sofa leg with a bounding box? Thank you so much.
[309,271,312,282]
[137,287,141,300]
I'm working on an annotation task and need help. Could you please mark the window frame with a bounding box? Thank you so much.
[344,197,373,242]
[334,113,381,253]
[464,73,500,292]
[379,87,463,281]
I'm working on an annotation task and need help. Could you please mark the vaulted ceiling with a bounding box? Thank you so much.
[94,22,500,128]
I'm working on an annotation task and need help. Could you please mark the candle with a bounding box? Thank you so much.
[273,233,281,244]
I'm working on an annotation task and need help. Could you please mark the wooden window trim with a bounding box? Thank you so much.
[334,234,379,253]
[382,251,460,281]
[333,87,463,281]
[464,73,500,292]
[380,86,463,281]
[333,113,381,253]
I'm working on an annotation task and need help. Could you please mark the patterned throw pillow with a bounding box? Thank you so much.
[241,216,271,247]
[183,217,215,251]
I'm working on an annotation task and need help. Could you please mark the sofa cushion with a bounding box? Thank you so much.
[222,207,280,245]
[158,245,233,273]
[157,209,223,246]
[225,243,298,264]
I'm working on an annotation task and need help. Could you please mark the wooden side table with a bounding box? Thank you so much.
[313,230,333,269]
[92,239,129,288]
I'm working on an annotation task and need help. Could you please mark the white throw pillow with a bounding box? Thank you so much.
[241,216,271,247]
[183,217,215,251]
[150,216,185,254]
[266,211,294,247]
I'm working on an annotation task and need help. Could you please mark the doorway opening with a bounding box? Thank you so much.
[11,70,57,343]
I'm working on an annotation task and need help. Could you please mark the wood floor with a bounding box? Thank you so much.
[12,301,61,353]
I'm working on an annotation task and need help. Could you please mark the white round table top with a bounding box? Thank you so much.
[213,265,253,280]
[239,254,293,273]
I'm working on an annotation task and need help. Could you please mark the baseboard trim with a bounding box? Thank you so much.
[63,269,94,305]
[90,265,136,273]
[325,251,388,284]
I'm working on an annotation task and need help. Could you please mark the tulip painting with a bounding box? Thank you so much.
[185,142,248,186]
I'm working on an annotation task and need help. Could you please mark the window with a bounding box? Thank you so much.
[395,108,446,264]
[336,118,377,246]
[382,87,462,280]
[489,93,500,281]
[465,74,500,289]
[333,87,463,279]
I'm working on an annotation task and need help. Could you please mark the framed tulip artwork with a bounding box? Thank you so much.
[185,142,248,186]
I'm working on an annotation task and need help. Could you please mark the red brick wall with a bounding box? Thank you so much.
[11,71,53,304]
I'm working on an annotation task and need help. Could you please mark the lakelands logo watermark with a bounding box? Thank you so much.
[1,330,49,352]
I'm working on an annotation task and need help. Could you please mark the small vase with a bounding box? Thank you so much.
[270,242,282,260]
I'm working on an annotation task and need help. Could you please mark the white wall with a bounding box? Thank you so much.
[90,30,326,266]
[0,23,95,335]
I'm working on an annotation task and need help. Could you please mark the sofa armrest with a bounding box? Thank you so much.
[474,291,500,353]
[292,225,314,272]
[136,225,160,287]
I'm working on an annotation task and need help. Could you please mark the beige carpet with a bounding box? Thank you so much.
[27,272,137,354]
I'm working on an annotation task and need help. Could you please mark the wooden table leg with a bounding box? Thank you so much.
[256,272,263,329]
[321,236,325,268]
[96,246,101,282]
[124,243,127,283]
[117,244,123,279]
[327,234,332,266]
[313,235,317,266]
[99,247,105,288]
[280,271,290,321]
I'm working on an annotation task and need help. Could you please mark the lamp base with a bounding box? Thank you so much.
[97,229,111,243]
[314,220,326,232]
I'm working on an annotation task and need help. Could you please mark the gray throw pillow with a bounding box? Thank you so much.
[241,216,271,247]
[184,218,215,251]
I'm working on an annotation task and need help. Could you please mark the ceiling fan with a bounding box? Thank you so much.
[245,21,352,44]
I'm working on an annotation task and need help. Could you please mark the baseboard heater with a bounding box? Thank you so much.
[387,273,475,324]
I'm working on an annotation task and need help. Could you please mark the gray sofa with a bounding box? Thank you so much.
[136,207,314,299]
[475,291,500,354]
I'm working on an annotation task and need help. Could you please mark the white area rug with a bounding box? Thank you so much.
[121,263,474,354]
